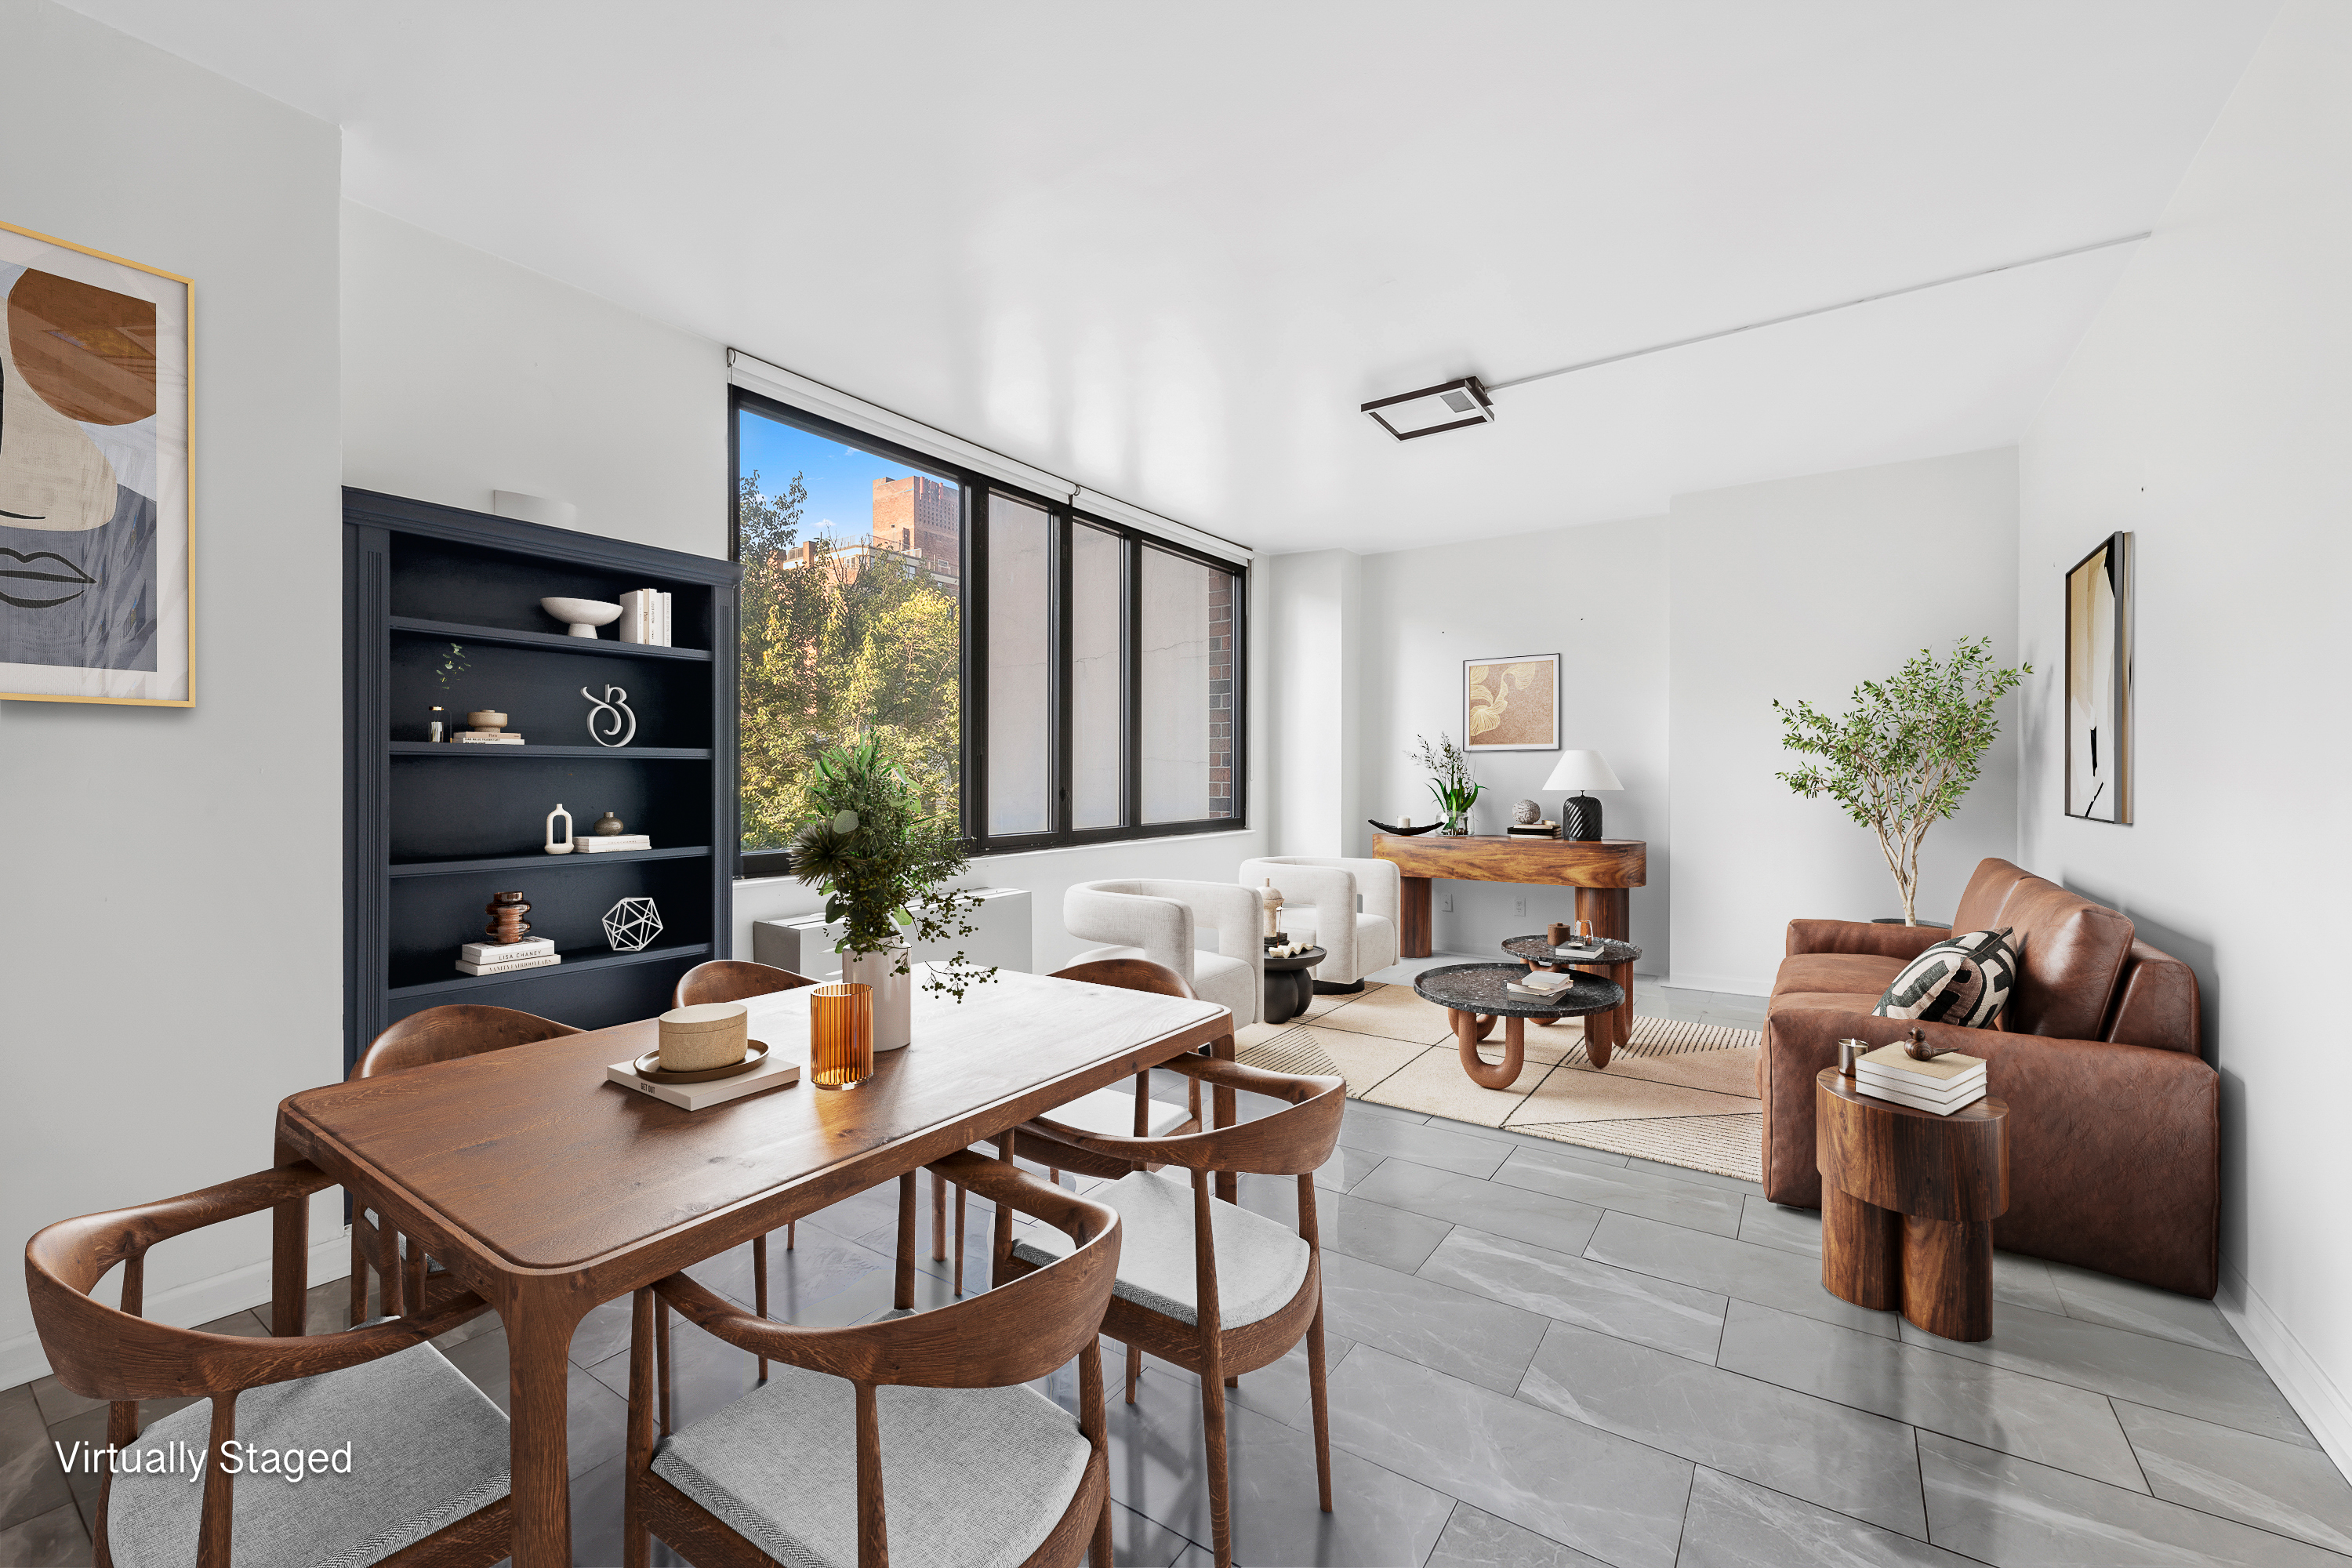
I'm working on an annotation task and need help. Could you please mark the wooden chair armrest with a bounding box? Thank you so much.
[1028,1064,1345,1177]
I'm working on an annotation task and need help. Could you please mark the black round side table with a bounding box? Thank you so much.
[1501,934,1642,1068]
[1261,946,1327,1025]
[1411,963,1624,1090]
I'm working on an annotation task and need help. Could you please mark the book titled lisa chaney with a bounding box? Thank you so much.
[53,1436,354,1482]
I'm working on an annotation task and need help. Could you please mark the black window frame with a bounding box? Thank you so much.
[731,384,1248,877]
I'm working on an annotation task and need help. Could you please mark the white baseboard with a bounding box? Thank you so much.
[2217,1261,2352,1483]
[0,1228,352,1392]
[1661,971,1775,999]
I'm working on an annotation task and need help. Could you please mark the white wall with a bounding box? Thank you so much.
[1267,549,1361,857]
[1668,449,2022,993]
[2016,0,2352,1472]
[341,201,728,558]
[1354,520,1674,969]
[0,0,345,1385]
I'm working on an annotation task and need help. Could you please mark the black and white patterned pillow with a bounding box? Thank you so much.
[1873,927,2016,1028]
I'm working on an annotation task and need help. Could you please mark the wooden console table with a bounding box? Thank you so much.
[1374,835,1646,956]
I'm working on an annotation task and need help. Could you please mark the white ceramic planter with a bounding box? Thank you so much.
[842,946,913,1051]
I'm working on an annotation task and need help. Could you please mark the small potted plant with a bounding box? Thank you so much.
[1773,637,2030,925]
[789,734,995,1049]
[1412,732,1484,836]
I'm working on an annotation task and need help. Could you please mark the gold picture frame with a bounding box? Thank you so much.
[1463,652,1559,751]
[1,219,193,706]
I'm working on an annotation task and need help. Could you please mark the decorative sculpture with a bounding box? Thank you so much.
[603,896,663,953]
[544,804,575,855]
[1902,1025,1953,1062]
[593,811,626,836]
[485,891,532,945]
[583,684,637,748]
[1512,798,1541,826]
[1259,878,1287,947]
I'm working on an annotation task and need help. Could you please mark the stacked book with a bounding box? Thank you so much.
[619,588,673,647]
[455,728,524,746]
[576,834,653,854]
[1553,941,1607,961]
[1506,967,1577,1001]
[457,937,561,977]
[1854,1043,1987,1115]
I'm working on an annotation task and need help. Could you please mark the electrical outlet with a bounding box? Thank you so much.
[1440,895,1454,913]
[1513,895,1526,916]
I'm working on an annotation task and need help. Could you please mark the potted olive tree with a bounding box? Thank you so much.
[1773,637,2030,926]
[789,735,995,1049]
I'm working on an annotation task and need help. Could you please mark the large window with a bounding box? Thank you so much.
[733,387,1244,873]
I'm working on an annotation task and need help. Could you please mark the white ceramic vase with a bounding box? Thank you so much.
[842,945,913,1051]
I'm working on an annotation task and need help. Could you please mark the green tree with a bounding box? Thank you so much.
[1773,637,2030,924]
[737,470,961,853]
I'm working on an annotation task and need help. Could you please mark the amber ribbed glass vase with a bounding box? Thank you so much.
[808,982,874,1091]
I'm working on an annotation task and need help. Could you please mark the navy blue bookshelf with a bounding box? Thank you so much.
[344,489,739,1070]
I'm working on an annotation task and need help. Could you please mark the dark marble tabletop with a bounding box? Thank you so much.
[1502,933,1642,966]
[1413,962,1625,1018]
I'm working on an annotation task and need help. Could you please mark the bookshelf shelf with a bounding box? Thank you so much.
[389,942,716,1000]
[389,847,713,878]
[347,488,739,1069]
[390,615,714,662]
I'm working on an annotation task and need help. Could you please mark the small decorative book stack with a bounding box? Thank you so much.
[1853,1043,1988,1116]
[456,710,524,746]
[618,588,673,647]
[1507,967,1577,1001]
[456,937,559,977]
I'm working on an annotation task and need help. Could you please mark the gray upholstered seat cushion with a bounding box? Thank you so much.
[105,1340,509,1568]
[651,1366,1090,1568]
[1011,1169,1311,1329]
[1036,1083,1192,1138]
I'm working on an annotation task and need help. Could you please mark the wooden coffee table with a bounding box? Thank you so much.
[1815,1067,2009,1341]
[1501,934,1642,1068]
[1413,963,1624,1091]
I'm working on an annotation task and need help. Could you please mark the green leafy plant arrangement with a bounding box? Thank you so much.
[1774,637,2031,925]
[431,643,470,690]
[788,733,996,1000]
[1411,732,1483,835]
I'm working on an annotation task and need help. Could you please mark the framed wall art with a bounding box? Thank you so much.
[0,219,191,706]
[1464,652,1559,752]
[2064,531,2131,823]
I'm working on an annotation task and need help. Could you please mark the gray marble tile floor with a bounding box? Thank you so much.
[5,1091,2347,1566]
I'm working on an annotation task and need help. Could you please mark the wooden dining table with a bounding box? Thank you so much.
[269,968,1234,1568]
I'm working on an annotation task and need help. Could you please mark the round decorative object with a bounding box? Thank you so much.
[485,891,531,944]
[1367,819,1440,836]
[593,811,626,836]
[583,684,637,748]
[655,1001,748,1071]
[541,597,624,638]
[1512,798,1541,826]
[602,896,662,953]
[466,710,508,730]
[633,1041,770,1085]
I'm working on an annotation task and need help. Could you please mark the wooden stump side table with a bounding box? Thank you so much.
[1815,1068,2009,1341]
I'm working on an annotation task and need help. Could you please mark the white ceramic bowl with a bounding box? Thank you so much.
[541,597,623,638]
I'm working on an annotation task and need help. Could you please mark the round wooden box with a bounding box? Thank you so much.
[657,1003,749,1072]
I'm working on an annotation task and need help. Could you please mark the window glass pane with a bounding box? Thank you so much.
[735,405,960,854]
[1140,547,1238,823]
[1070,524,1123,829]
[986,494,1052,835]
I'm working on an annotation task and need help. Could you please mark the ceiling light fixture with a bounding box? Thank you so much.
[1359,376,1494,441]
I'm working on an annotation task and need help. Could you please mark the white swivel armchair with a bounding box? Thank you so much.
[1064,880,1265,1026]
[1237,856,1402,992]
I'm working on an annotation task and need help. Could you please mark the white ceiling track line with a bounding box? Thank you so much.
[727,349,1255,565]
[1483,231,2151,394]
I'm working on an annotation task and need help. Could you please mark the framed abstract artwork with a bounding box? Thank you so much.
[1463,652,1559,752]
[0,220,191,706]
[2064,531,2131,822]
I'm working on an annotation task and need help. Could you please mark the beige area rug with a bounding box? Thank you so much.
[1232,982,1765,1182]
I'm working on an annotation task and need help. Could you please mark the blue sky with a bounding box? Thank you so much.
[737,406,958,544]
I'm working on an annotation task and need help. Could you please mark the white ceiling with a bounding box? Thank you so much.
[63,1,2280,553]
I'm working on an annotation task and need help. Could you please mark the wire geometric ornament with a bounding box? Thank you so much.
[602,896,663,953]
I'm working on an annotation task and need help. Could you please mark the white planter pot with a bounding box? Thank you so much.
[842,946,913,1051]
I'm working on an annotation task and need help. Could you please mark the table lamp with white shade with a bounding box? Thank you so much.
[1543,750,1623,841]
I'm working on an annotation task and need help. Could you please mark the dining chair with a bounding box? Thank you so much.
[349,1004,583,1328]
[622,1151,1121,1568]
[940,959,1203,1296]
[25,1161,512,1568]
[1004,1056,1345,1568]
[673,959,819,1302]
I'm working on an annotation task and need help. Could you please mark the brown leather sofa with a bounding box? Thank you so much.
[1759,858,2218,1298]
